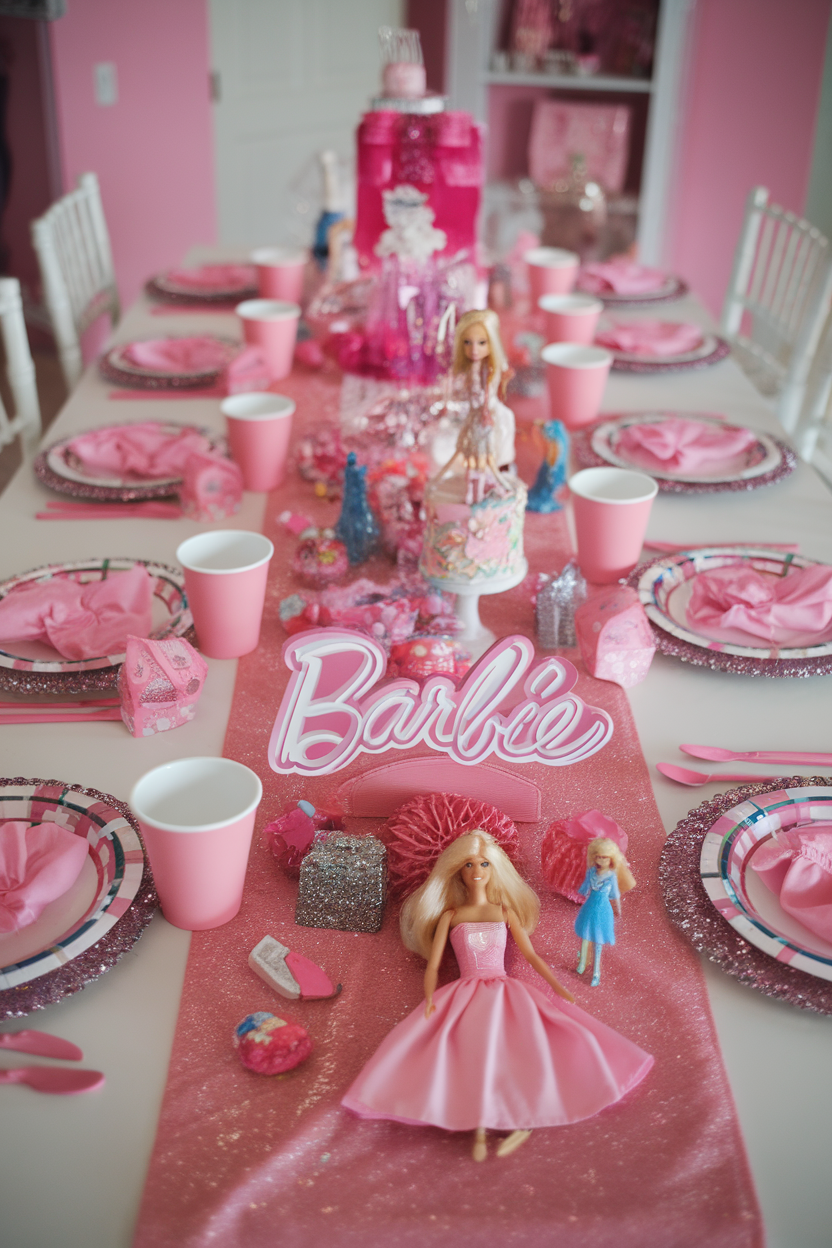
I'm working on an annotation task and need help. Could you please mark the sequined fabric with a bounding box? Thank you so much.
[132,369,762,1248]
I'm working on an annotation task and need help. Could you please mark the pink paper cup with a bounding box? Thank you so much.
[539,294,603,345]
[221,392,296,492]
[542,342,613,431]
[250,247,307,303]
[130,757,263,930]
[525,247,580,300]
[177,530,274,659]
[236,299,300,379]
[569,467,658,584]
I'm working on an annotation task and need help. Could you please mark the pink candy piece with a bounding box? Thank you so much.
[118,635,208,738]
[575,585,656,688]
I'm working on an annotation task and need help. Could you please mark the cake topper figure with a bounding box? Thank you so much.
[575,836,636,986]
[342,828,652,1161]
[450,309,516,472]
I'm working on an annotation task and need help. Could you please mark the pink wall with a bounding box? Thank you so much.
[667,0,831,318]
[48,0,216,311]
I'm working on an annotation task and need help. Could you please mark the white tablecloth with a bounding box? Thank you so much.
[1,288,831,1248]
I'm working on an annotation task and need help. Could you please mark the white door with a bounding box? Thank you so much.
[209,0,404,248]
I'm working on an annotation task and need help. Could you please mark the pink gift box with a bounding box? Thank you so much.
[574,585,656,688]
[118,635,208,738]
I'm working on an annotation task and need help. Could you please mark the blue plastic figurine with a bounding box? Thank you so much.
[526,419,569,513]
[334,452,380,565]
[575,836,635,986]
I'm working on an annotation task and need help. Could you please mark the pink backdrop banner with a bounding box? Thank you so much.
[132,370,762,1248]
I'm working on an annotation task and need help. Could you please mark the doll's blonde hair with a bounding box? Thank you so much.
[587,836,636,894]
[452,309,509,396]
[399,830,539,959]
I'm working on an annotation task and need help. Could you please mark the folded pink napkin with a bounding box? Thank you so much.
[687,563,832,645]
[0,564,153,659]
[752,826,832,943]
[595,320,705,357]
[0,820,89,933]
[68,423,211,480]
[164,264,256,292]
[578,260,667,295]
[616,419,758,474]
[122,337,234,374]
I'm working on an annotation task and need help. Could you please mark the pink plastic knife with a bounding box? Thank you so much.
[681,745,832,766]
[0,1030,83,1061]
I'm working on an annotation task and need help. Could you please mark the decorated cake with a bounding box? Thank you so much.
[421,472,527,584]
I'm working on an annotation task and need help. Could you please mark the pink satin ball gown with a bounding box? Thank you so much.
[342,921,652,1132]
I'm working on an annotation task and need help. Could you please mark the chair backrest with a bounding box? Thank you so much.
[0,277,41,456]
[791,306,832,488]
[30,172,120,391]
[721,186,832,432]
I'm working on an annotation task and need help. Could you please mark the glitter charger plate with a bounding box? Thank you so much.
[576,273,689,306]
[0,557,192,695]
[630,547,832,678]
[572,413,796,494]
[35,421,227,502]
[146,270,257,305]
[0,778,157,1018]
[607,333,731,373]
[660,777,832,1013]
[99,336,238,390]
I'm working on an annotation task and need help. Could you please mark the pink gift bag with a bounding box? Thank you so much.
[528,101,632,193]
[118,635,208,737]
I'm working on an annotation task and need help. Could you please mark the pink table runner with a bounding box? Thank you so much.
[133,373,761,1248]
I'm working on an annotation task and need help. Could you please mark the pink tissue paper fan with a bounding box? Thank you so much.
[384,792,519,897]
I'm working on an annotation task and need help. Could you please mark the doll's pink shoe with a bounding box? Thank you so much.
[249,935,341,1000]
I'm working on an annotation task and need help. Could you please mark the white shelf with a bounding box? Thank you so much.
[485,70,653,93]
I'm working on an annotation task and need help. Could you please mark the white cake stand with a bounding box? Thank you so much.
[422,559,529,659]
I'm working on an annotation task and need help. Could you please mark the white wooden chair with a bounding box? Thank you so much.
[721,186,832,433]
[31,172,120,391]
[791,306,832,489]
[0,277,41,456]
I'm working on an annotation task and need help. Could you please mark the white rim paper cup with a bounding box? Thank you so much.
[235,299,301,322]
[130,757,263,833]
[177,530,274,574]
[221,393,296,423]
[538,294,603,316]
[524,247,580,270]
[541,343,613,370]
[250,247,307,268]
[568,467,658,505]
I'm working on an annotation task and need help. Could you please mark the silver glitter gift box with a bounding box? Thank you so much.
[295,835,388,933]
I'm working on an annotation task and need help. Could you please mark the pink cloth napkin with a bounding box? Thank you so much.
[67,423,211,480]
[122,337,234,374]
[0,563,153,659]
[164,264,256,292]
[0,820,89,933]
[752,826,832,943]
[595,320,705,357]
[579,260,668,295]
[687,563,832,645]
[616,418,758,474]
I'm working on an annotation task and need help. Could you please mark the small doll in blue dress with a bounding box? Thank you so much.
[575,836,636,986]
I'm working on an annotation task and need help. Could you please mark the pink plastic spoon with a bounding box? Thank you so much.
[681,745,832,766]
[0,1030,82,1061]
[0,1067,104,1094]
[657,763,785,787]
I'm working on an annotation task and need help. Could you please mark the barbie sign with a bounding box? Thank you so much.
[269,629,613,776]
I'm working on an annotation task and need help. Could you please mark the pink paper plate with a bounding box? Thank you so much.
[0,557,193,695]
[572,412,796,494]
[0,778,157,1018]
[608,333,731,373]
[660,776,832,1013]
[147,267,257,305]
[100,337,238,390]
[35,421,228,503]
[576,272,689,306]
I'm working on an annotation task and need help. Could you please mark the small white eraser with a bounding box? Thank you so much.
[248,935,300,1000]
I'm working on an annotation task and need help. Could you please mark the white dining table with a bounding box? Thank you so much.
[1,281,831,1248]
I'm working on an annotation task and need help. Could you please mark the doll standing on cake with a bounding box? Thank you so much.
[342,830,653,1161]
[450,309,516,474]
